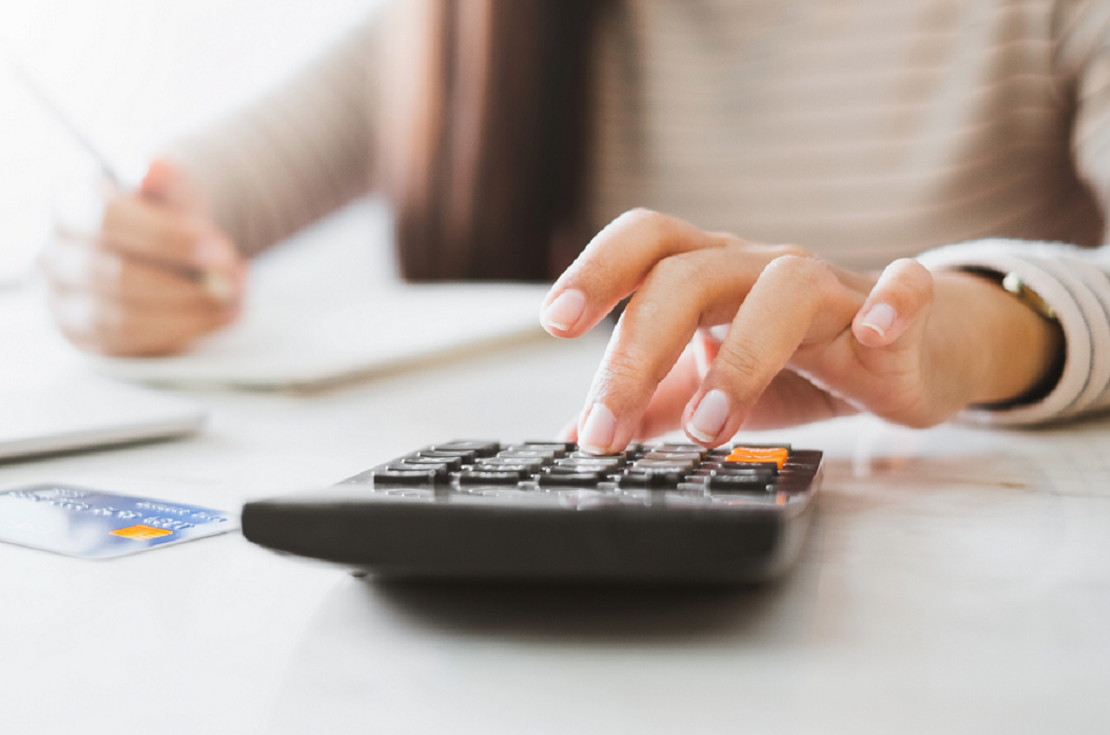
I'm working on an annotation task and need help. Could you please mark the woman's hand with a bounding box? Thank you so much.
[541,210,1063,454]
[39,159,247,356]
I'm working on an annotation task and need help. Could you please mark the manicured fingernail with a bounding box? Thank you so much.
[687,389,730,444]
[578,403,616,455]
[860,303,896,339]
[541,289,586,332]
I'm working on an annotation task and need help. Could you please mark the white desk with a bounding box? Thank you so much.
[2,326,1109,734]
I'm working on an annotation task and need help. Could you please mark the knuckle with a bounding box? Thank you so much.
[648,250,710,287]
[605,343,670,386]
[880,259,935,305]
[614,208,686,246]
[713,341,766,386]
[761,253,831,291]
[900,259,934,296]
[618,207,667,230]
[772,243,811,259]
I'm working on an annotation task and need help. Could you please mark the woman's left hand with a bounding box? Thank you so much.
[540,210,1062,454]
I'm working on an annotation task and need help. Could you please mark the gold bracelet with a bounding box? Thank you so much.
[1000,272,1057,321]
[961,267,1064,407]
[963,268,1058,321]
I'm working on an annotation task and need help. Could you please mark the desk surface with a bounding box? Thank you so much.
[2,327,1109,735]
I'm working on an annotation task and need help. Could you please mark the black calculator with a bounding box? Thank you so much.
[241,440,823,584]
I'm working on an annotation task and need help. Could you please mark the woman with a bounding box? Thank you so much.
[39,0,1110,453]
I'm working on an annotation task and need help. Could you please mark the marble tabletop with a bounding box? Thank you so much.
[1,324,1108,735]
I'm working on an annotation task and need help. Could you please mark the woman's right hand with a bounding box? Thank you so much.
[39,159,247,356]
[542,209,1064,453]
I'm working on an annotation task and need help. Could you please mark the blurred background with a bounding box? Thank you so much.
[0,0,380,282]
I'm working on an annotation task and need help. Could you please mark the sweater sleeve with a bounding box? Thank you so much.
[912,1,1110,425]
[163,15,380,257]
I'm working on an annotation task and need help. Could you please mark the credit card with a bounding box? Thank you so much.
[0,485,238,558]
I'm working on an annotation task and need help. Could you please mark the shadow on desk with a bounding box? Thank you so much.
[348,513,828,647]
[363,578,814,645]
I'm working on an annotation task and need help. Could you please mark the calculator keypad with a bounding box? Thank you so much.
[346,441,822,509]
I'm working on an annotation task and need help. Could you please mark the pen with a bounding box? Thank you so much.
[6,55,234,302]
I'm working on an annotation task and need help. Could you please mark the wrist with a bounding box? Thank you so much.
[935,270,1064,406]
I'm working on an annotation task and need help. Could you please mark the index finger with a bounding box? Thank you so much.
[540,210,728,338]
[100,193,211,268]
[684,256,862,445]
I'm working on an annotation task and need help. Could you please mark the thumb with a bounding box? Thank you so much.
[852,259,934,348]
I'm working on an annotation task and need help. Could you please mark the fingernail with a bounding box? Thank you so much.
[686,389,730,444]
[541,289,586,332]
[578,403,616,455]
[860,303,896,339]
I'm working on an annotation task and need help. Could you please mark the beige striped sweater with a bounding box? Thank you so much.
[170,0,1110,424]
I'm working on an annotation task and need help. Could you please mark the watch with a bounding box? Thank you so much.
[962,267,1058,322]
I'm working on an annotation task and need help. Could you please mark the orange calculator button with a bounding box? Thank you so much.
[726,447,789,469]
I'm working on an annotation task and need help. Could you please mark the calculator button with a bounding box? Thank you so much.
[388,460,451,471]
[385,464,452,483]
[399,456,463,472]
[472,464,541,478]
[477,457,546,470]
[432,441,501,457]
[508,443,568,458]
[706,462,779,475]
[725,455,786,470]
[653,443,705,454]
[727,446,790,469]
[556,457,625,469]
[730,443,792,451]
[708,474,776,492]
[524,440,577,451]
[545,465,610,475]
[371,469,439,484]
[497,449,557,464]
[632,459,695,472]
[618,470,686,487]
[643,451,703,462]
[704,465,778,479]
[568,450,628,460]
[458,469,526,484]
[538,470,605,486]
[419,449,477,463]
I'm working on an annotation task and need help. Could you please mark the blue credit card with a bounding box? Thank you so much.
[0,485,239,558]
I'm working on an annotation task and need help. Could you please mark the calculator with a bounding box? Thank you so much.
[241,440,824,584]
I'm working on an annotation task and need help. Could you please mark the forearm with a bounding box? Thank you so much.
[165,16,380,257]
